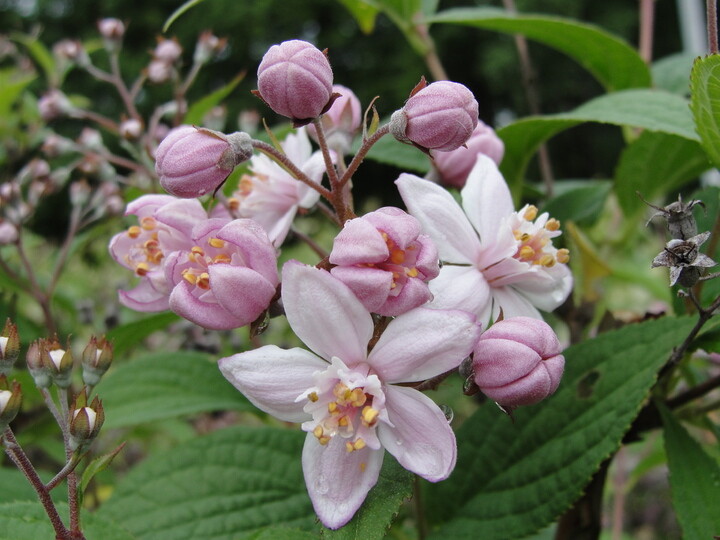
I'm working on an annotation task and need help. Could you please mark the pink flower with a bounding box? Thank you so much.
[397,155,572,326]
[164,218,279,330]
[109,195,207,312]
[227,128,327,246]
[256,40,334,122]
[219,262,480,529]
[155,125,252,198]
[472,317,564,407]
[390,81,478,152]
[329,207,439,316]
[307,84,362,153]
[431,121,505,188]
[153,38,182,63]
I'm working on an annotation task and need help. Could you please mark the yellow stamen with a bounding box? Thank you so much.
[208,238,225,249]
[360,462,366,472]
[328,402,338,413]
[346,441,355,453]
[519,245,535,260]
[362,406,379,426]
[513,230,523,240]
[318,436,330,445]
[406,267,419,278]
[140,216,157,230]
[182,271,197,285]
[313,426,324,440]
[349,388,366,407]
[135,262,150,276]
[523,205,538,221]
[197,272,210,289]
[228,197,240,211]
[353,438,366,451]
[545,218,561,231]
[390,248,405,265]
[308,391,319,403]
[338,416,349,427]
[556,248,570,264]
[213,253,231,264]
[520,233,531,242]
[537,254,555,267]
[127,225,141,238]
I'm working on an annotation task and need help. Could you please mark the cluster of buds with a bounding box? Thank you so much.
[148,38,183,84]
[646,195,718,287]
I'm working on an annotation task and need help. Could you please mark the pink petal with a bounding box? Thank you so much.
[210,265,277,325]
[154,198,209,237]
[375,277,433,317]
[427,265,491,317]
[378,385,456,481]
[302,434,384,529]
[362,207,422,248]
[218,345,325,422]
[368,307,479,383]
[396,174,481,264]
[473,339,540,387]
[481,367,553,407]
[330,218,389,265]
[216,219,279,284]
[490,287,542,321]
[125,194,177,217]
[460,155,514,242]
[168,281,243,330]
[282,262,373,365]
[330,266,392,313]
[118,281,169,312]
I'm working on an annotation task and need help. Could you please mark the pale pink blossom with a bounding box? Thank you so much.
[397,155,572,325]
[472,316,564,407]
[219,262,479,529]
[329,207,439,316]
[109,194,207,312]
[164,218,279,330]
[227,128,326,246]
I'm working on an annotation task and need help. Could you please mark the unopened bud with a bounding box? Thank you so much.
[0,220,18,245]
[147,59,173,84]
[98,18,125,52]
[70,179,92,207]
[45,336,74,389]
[0,376,22,430]
[42,133,76,157]
[68,391,104,451]
[119,118,143,140]
[26,340,53,388]
[154,38,183,63]
[0,319,20,376]
[53,39,89,68]
[194,31,226,64]
[38,89,75,121]
[82,336,113,387]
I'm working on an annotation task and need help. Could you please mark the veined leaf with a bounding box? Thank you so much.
[690,54,720,169]
[105,311,180,358]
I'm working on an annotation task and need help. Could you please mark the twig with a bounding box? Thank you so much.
[339,124,390,190]
[667,373,720,409]
[639,0,657,64]
[708,0,719,54]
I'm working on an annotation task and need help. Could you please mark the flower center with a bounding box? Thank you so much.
[124,216,166,276]
[301,359,386,453]
[511,205,569,267]
[364,232,421,295]
[181,237,236,291]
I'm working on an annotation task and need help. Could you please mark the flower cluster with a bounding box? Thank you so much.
[108,37,572,530]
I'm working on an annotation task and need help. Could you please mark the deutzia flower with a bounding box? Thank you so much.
[396,155,572,325]
[219,262,480,529]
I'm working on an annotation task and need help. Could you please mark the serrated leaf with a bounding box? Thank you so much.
[660,404,720,540]
[540,180,611,226]
[322,457,413,540]
[614,131,709,216]
[184,73,245,125]
[653,53,696,95]
[336,0,381,33]
[105,312,180,358]
[0,501,134,540]
[427,8,650,92]
[498,89,697,199]
[690,55,720,169]
[97,426,315,539]
[96,351,252,429]
[80,442,126,495]
[426,316,696,540]
[163,0,210,32]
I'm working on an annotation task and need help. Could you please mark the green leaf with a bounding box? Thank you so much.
[96,351,252,429]
[614,131,709,216]
[10,33,55,85]
[0,468,45,504]
[426,316,696,540]
[653,53,696,95]
[184,73,245,125]
[427,7,651,92]
[660,405,720,540]
[105,312,181,358]
[0,501,134,540]
[246,527,319,540]
[97,426,316,539]
[363,135,430,173]
[336,0,381,33]
[498,89,697,199]
[690,54,720,169]
[540,180,611,226]
[0,68,36,116]
[322,457,413,539]
[79,442,126,495]
[163,0,210,32]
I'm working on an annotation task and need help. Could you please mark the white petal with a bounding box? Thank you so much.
[368,308,480,383]
[428,265,491,317]
[460,155,514,242]
[378,385,456,482]
[218,345,325,422]
[282,261,373,365]
[490,287,543,321]
[396,173,481,263]
[302,434,384,529]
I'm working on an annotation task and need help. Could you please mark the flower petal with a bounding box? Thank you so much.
[378,385,456,482]
[302,434,384,529]
[330,218,389,265]
[428,265,491,317]
[460,155,514,242]
[218,345,324,422]
[168,281,242,330]
[490,287,542,321]
[330,266,392,312]
[209,265,277,325]
[282,261,374,365]
[118,281,169,312]
[368,308,479,383]
[396,173,481,263]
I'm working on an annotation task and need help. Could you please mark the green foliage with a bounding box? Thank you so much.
[690,54,720,169]
[321,457,414,539]
[653,53,695,95]
[363,135,430,173]
[425,316,696,539]
[97,426,316,539]
[106,312,181,358]
[96,351,252,429]
[184,73,245,125]
[428,7,651,92]
[163,0,210,32]
[540,180,611,226]
[660,405,720,540]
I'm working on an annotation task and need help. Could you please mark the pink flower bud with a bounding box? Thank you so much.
[155,125,253,198]
[98,18,125,41]
[119,118,143,140]
[390,81,478,152]
[431,121,505,188]
[194,31,226,64]
[472,317,564,407]
[147,59,173,83]
[256,39,333,122]
[38,89,74,121]
[153,38,183,63]
[306,84,362,153]
[329,207,440,316]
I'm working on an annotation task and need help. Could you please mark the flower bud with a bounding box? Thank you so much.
[153,38,183,63]
[82,336,113,387]
[431,121,504,188]
[390,80,478,152]
[306,84,361,154]
[68,390,104,451]
[98,18,125,50]
[41,133,76,157]
[26,340,53,388]
[0,220,18,245]
[38,89,75,121]
[0,319,20,376]
[147,59,173,84]
[194,31,226,64]
[0,376,22,430]
[44,337,74,389]
[155,126,253,198]
[119,118,143,140]
[53,39,90,68]
[472,317,564,407]
[256,39,334,123]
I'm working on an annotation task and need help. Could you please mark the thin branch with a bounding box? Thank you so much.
[639,0,657,64]
[45,452,83,491]
[339,124,390,190]
[708,0,719,54]
[667,373,720,409]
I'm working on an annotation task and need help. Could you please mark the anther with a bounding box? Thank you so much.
[390,248,405,264]
[556,248,570,264]
[182,271,197,285]
[523,205,538,221]
[135,262,150,276]
[140,216,157,230]
[208,238,225,249]
[308,391,319,403]
[545,218,561,231]
[127,226,141,238]
[406,267,419,278]
[519,246,535,260]
[361,406,379,426]
[197,272,210,289]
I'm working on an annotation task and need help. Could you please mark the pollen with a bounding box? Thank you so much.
[390,248,405,265]
[328,402,338,413]
[196,272,210,290]
[135,262,150,276]
[213,253,231,264]
[523,205,538,221]
[545,218,561,231]
[182,270,197,285]
[360,462,366,472]
[345,438,366,453]
[537,254,555,267]
[140,216,157,230]
[208,238,225,249]
[406,267,419,278]
[519,245,535,260]
[349,388,366,407]
[361,406,379,426]
[127,226,141,238]
[557,248,570,264]
[308,391,319,403]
